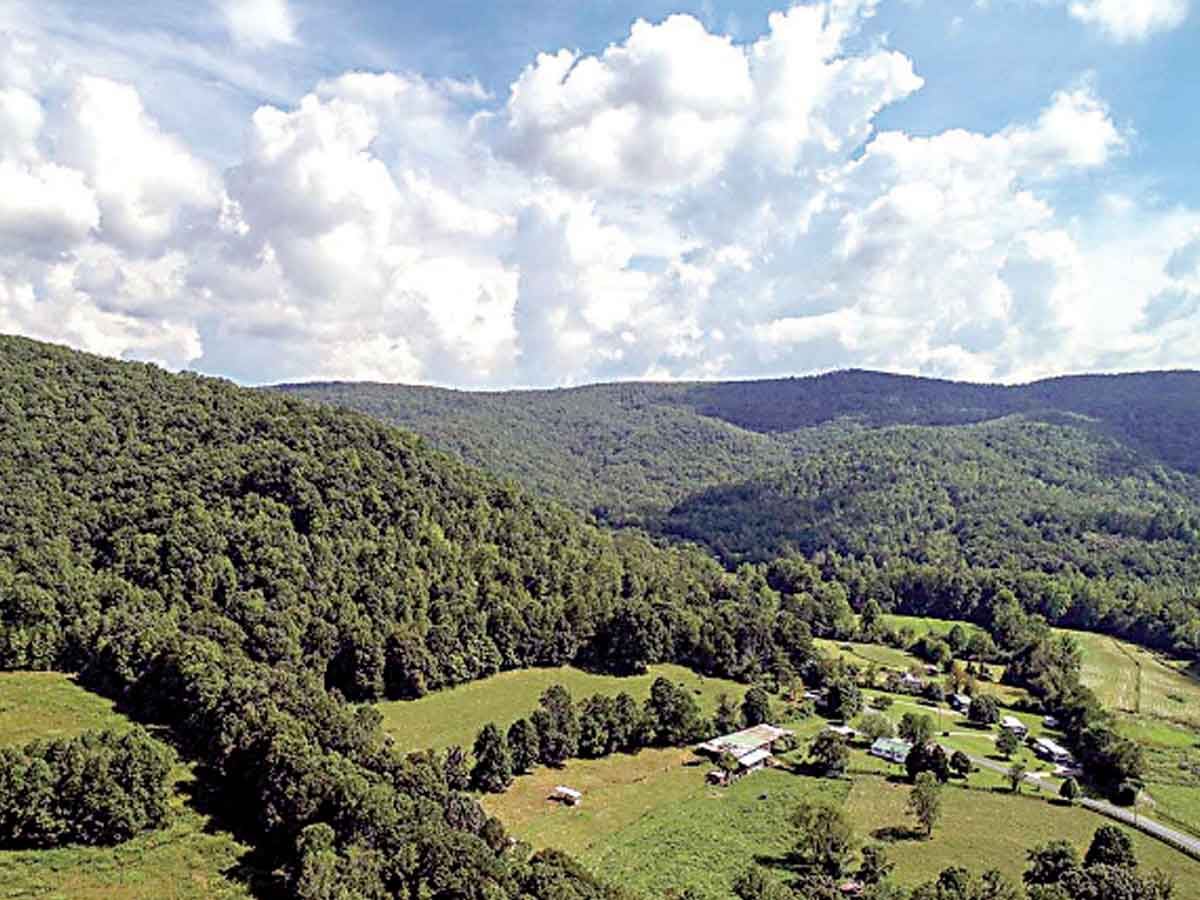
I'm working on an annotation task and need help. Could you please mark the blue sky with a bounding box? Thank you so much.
[0,0,1197,386]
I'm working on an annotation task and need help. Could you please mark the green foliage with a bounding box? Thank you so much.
[506,718,539,775]
[908,771,943,838]
[808,731,850,777]
[996,729,1021,759]
[1059,777,1080,803]
[1008,763,1028,793]
[471,723,513,794]
[0,726,173,848]
[741,685,773,727]
[899,712,935,746]
[968,695,1000,726]
[1085,825,1138,869]
[950,750,972,778]
[788,800,855,880]
[1025,840,1081,887]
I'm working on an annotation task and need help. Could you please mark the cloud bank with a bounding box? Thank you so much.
[0,1,1196,386]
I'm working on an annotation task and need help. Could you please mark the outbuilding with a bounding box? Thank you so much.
[552,786,582,806]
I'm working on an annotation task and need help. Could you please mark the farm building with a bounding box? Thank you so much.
[1000,715,1028,737]
[825,724,858,739]
[697,724,793,785]
[949,693,972,712]
[869,737,914,764]
[1032,737,1075,766]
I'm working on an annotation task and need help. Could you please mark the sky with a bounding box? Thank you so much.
[0,0,1198,388]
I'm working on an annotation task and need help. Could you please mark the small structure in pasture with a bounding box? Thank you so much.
[824,724,858,740]
[552,785,582,806]
[949,693,972,712]
[869,737,914,765]
[1000,715,1028,738]
[697,723,793,785]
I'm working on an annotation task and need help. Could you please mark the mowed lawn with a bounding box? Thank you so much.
[375,664,746,751]
[846,778,1200,900]
[0,672,259,900]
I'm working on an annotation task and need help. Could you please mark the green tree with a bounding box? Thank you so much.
[532,684,580,766]
[808,730,850,777]
[856,712,895,742]
[712,693,741,735]
[858,844,894,886]
[907,771,943,838]
[899,712,935,746]
[507,718,540,774]
[789,800,855,879]
[996,728,1020,759]
[1084,825,1137,869]
[1059,776,1080,805]
[1007,762,1028,794]
[741,686,773,727]
[1024,839,1081,887]
[470,723,512,793]
[968,694,1000,726]
[950,750,972,778]
[443,745,470,791]
[645,677,705,746]
[822,678,863,722]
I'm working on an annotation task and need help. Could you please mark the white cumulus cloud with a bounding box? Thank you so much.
[1067,0,1189,42]
[221,0,298,50]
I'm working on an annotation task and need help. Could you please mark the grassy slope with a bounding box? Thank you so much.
[375,664,746,752]
[846,779,1200,899]
[0,673,256,900]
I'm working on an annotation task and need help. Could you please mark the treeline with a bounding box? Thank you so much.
[0,727,173,848]
[468,678,777,793]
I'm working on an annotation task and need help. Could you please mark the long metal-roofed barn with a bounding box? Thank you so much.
[696,724,793,784]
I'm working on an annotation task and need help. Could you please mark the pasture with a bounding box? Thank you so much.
[375,663,746,751]
[0,673,260,900]
[846,777,1200,899]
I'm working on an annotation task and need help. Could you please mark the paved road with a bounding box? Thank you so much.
[1080,798,1200,860]
[961,750,1200,861]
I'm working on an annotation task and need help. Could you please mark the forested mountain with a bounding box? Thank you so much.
[278,371,1200,594]
[0,335,840,898]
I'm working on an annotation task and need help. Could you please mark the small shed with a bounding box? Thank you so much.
[552,786,582,806]
[949,693,972,712]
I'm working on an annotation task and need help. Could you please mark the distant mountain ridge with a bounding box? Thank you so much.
[276,369,1200,593]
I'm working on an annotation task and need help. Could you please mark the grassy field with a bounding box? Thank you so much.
[0,672,133,746]
[375,664,746,751]
[0,673,260,900]
[883,615,986,640]
[815,638,920,670]
[1065,630,1200,727]
[846,777,1200,899]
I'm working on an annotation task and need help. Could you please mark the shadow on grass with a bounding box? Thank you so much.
[871,825,928,843]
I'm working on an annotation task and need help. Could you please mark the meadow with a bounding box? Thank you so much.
[845,778,1200,900]
[0,673,260,900]
[375,663,746,751]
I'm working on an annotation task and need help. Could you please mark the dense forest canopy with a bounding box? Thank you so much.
[278,371,1200,609]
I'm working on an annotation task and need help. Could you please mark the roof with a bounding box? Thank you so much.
[1034,737,1072,756]
[553,786,582,799]
[1001,715,1026,729]
[826,725,857,736]
[951,693,972,704]
[697,724,794,759]
[737,748,772,768]
[870,737,913,756]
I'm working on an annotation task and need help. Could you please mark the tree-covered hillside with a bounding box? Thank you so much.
[0,335,842,898]
[277,370,1200,595]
